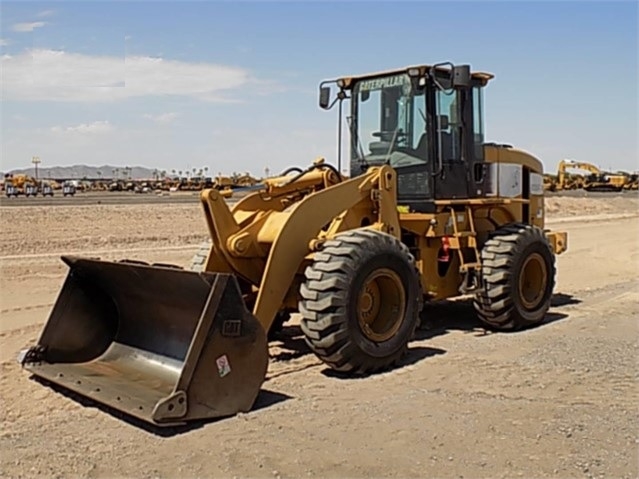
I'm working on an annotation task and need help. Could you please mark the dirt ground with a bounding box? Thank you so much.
[0,194,638,479]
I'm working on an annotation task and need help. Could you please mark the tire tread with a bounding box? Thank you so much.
[474,223,555,331]
[299,228,422,375]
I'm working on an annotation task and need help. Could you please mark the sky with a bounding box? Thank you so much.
[1,0,637,177]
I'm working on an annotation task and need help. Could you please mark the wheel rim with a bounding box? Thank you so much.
[357,268,406,342]
[518,253,548,310]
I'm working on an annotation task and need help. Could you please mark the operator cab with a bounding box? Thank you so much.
[319,63,494,212]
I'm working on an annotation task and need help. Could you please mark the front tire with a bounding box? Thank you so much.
[474,223,556,331]
[299,229,422,375]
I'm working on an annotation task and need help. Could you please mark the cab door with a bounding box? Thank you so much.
[433,86,486,200]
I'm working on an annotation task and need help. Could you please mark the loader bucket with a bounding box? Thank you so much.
[20,256,268,427]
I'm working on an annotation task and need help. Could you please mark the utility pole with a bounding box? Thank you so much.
[31,156,41,188]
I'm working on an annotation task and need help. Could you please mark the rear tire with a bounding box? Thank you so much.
[299,229,422,374]
[474,223,555,331]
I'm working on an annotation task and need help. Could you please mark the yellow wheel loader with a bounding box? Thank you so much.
[20,62,568,427]
[623,173,638,190]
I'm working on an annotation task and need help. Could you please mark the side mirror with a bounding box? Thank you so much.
[319,86,331,109]
[452,65,471,88]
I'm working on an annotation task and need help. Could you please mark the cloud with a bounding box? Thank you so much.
[1,49,259,102]
[50,121,114,135]
[12,22,47,32]
[0,39,9,46]
[37,10,55,18]
[143,112,180,124]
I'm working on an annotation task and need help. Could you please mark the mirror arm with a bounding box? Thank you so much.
[429,62,455,94]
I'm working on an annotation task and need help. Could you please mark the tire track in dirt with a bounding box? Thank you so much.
[0,303,54,314]
[0,244,201,261]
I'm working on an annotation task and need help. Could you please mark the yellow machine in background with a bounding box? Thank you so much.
[212,174,235,190]
[623,173,638,190]
[3,173,38,195]
[211,173,261,190]
[557,159,626,192]
[20,62,568,427]
[233,173,261,188]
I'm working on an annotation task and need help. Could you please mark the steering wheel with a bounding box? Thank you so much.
[372,130,407,142]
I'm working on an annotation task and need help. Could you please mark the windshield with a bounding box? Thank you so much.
[351,73,428,172]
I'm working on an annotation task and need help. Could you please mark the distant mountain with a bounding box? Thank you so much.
[2,165,161,180]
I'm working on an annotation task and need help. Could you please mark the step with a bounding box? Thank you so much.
[459,262,482,272]
[453,231,476,237]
